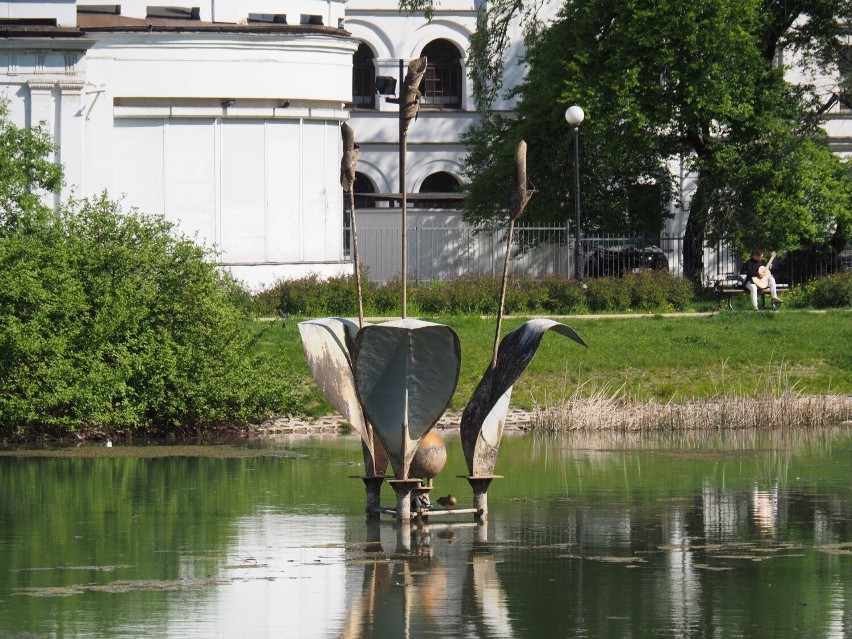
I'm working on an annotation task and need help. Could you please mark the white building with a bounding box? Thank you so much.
[2,2,849,287]
[1,0,356,287]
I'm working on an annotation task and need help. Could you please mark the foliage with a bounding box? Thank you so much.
[786,271,852,308]
[584,277,630,313]
[275,272,697,316]
[371,278,403,314]
[277,273,355,317]
[0,101,64,224]
[0,194,300,435]
[460,0,852,266]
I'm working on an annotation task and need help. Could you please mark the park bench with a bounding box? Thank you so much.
[709,274,790,310]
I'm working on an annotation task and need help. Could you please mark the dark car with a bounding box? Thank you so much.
[584,242,669,277]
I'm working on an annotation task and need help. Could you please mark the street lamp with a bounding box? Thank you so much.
[565,105,585,283]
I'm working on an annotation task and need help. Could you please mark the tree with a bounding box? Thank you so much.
[0,107,299,437]
[0,100,63,224]
[457,0,852,283]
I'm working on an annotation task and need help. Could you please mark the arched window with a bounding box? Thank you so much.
[353,172,377,209]
[417,171,461,209]
[421,40,462,109]
[353,43,376,109]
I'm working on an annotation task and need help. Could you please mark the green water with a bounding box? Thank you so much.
[1,429,850,638]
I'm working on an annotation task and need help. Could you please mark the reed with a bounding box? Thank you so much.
[532,371,852,432]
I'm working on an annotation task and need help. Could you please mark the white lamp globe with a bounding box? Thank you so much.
[564,105,585,126]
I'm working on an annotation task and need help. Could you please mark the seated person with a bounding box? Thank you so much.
[741,249,783,310]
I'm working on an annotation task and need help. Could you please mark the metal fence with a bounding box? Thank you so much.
[347,222,843,286]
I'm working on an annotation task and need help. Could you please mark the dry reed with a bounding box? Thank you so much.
[532,375,852,432]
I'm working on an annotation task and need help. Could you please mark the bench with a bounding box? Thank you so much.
[710,274,790,310]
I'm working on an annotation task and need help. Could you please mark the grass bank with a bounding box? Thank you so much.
[263,309,852,417]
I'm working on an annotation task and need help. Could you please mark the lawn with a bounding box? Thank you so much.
[257,309,852,416]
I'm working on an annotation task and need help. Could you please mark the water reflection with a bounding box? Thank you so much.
[339,520,514,639]
[0,428,849,638]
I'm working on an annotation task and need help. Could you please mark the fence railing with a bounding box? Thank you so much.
[346,222,842,286]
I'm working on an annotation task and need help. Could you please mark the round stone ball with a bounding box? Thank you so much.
[410,430,447,479]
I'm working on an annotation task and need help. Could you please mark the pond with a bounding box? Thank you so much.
[1,429,850,638]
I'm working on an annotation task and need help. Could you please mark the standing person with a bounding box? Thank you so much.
[741,249,783,310]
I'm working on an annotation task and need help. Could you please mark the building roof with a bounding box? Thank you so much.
[0,13,347,39]
[76,13,346,35]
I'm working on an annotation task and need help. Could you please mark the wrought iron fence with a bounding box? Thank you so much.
[346,222,843,286]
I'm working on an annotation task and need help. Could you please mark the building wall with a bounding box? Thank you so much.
[0,1,355,289]
[3,2,850,289]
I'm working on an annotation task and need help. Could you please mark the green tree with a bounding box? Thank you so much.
[456,0,852,283]
[0,100,63,223]
[0,108,299,437]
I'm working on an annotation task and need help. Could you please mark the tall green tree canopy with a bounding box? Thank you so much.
[456,0,852,271]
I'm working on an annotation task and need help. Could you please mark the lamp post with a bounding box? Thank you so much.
[564,105,585,283]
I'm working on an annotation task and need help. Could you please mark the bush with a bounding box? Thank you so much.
[541,276,586,313]
[410,281,449,315]
[663,273,695,310]
[448,277,501,314]
[585,277,630,312]
[323,273,359,315]
[792,271,852,308]
[371,279,402,314]
[0,194,298,435]
[272,271,697,316]
[628,270,668,310]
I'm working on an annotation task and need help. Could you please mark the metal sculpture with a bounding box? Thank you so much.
[353,319,458,481]
[460,318,586,513]
[298,318,388,513]
[459,141,587,518]
[398,57,428,136]
[296,135,587,524]
[390,56,428,319]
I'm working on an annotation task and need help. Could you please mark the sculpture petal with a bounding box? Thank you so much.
[354,319,461,479]
[461,319,586,476]
[298,318,387,476]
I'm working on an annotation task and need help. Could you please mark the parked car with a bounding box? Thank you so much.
[584,242,669,277]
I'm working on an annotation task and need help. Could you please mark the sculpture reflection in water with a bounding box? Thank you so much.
[300,131,587,521]
[338,520,514,639]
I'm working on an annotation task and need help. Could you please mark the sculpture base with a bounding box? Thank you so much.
[386,479,424,521]
[357,475,386,519]
[460,475,503,520]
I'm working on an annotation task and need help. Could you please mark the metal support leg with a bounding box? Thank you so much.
[464,475,502,520]
[361,476,385,519]
[387,479,423,522]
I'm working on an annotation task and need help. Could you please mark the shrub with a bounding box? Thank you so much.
[448,277,500,314]
[411,281,449,315]
[278,273,323,316]
[664,273,695,310]
[371,279,402,314]
[0,194,298,435]
[323,273,358,316]
[585,277,629,312]
[271,271,697,316]
[541,276,586,313]
[517,277,550,312]
[628,271,668,310]
[804,271,852,308]
[250,287,282,317]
